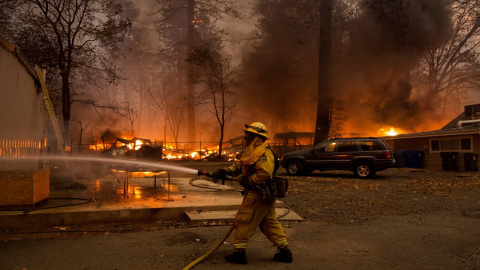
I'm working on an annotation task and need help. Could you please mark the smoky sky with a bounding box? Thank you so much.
[233,0,453,138]
[336,0,452,133]
[70,0,454,144]
[236,1,320,137]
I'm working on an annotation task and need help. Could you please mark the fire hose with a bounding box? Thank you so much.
[183,171,291,269]
[182,222,235,270]
[182,171,240,270]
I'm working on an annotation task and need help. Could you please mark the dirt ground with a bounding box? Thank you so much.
[280,168,480,225]
[194,163,480,226]
[1,163,480,269]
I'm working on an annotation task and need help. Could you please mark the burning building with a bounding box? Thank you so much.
[101,137,162,161]
[383,104,480,171]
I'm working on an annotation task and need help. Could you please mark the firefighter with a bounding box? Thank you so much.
[213,122,293,264]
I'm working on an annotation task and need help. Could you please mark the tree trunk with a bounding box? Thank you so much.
[137,81,144,136]
[187,0,196,145]
[62,73,70,145]
[219,123,224,159]
[314,0,333,145]
[78,128,83,154]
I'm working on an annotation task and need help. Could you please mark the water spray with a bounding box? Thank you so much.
[3,155,200,175]
[3,155,236,269]
[2,155,242,180]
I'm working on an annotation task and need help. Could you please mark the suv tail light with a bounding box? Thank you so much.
[383,151,392,159]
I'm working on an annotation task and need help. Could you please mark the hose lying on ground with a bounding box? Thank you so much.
[0,197,91,214]
[182,222,235,270]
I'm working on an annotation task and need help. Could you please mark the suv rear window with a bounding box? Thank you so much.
[358,140,383,151]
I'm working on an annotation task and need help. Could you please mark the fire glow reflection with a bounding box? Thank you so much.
[161,184,179,193]
[116,186,143,199]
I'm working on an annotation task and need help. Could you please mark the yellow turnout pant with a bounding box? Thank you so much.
[232,191,288,249]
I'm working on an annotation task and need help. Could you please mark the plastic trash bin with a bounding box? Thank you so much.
[405,150,424,168]
[394,151,406,168]
[440,152,458,171]
[463,153,479,171]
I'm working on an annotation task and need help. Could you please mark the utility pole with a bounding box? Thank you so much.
[314,0,333,144]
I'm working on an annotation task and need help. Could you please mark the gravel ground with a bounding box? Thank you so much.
[279,168,480,225]
[2,163,480,237]
[189,162,480,226]
[2,163,480,269]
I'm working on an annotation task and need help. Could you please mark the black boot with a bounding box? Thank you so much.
[225,249,247,264]
[274,248,293,263]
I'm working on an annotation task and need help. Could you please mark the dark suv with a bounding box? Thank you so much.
[280,137,395,178]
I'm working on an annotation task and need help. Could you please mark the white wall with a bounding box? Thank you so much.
[0,39,49,170]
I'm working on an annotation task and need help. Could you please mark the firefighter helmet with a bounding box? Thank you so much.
[244,122,269,139]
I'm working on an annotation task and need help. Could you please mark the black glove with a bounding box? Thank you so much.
[213,168,227,180]
[240,176,250,189]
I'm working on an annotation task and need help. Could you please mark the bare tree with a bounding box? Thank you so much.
[73,117,92,153]
[187,45,237,157]
[113,102,138,135]
[152,0,239,144]
[147,70,184,149]
[2,0,131,141]
[413,0,480,117]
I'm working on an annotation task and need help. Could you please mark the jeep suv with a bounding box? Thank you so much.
[280,137,395,178]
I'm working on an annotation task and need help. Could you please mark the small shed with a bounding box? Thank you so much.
[0,35,49,170]
[0,35,50,206]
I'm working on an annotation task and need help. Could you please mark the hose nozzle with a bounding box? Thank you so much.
[197,170,213,177]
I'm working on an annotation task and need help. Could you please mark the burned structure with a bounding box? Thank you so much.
[101,137,163,161]
[270,132,315,157]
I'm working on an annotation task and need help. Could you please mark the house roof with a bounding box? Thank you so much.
[0,35,39,83]
[381,103,480,141]
[380,126,480,140]
[442,112,466,129]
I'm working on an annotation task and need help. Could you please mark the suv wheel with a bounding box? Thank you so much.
[286,161,303,176]
[354,162,375,179]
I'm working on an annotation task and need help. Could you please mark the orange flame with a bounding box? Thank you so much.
[379,127,407,136]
